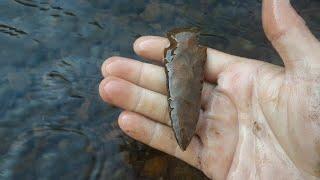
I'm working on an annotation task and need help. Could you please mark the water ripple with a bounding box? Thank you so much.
[13,0,38,8]
[0,124,107,179]
[0,24,27,37]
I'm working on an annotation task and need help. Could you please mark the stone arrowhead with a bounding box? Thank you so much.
[164,28,206,151]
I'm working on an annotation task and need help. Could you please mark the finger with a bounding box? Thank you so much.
[101,56,218,98]
[101,56,167,95]
[133,36,170,62]
[205,48,247,82]
[99,77,170,126]
[134,36,247,82]
[118,111,203,168]
[99,76,216,126]
[262,0,320,73]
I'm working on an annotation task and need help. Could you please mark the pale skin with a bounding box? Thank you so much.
[99,0,320,179]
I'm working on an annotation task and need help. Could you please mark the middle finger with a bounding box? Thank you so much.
[99,75,215,126]
[101,56,167,95]
[99,76,171,126]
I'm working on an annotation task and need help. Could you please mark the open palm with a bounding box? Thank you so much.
[99,0,320,179]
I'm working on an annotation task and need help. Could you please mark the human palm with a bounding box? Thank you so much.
[99,0,320,179]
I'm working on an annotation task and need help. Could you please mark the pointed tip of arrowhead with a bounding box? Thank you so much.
[179,143,188,151]
[175,130,194,151]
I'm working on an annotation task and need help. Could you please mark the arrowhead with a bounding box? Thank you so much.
[164,28,206,151]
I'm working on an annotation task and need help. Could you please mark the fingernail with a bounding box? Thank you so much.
[118,112,132,131]
[134,37,149,52]
[102,79,115,102]
[102,57,118,76]
[119,112,129,122]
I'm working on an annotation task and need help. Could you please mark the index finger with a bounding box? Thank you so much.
[133,36,246,82]
[133,36,170,62]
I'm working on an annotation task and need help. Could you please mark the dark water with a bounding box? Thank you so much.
[0,0,319,179]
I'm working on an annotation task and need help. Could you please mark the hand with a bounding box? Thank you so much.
[99,0,320,179]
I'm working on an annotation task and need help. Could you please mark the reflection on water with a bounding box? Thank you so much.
[0,0,319,179]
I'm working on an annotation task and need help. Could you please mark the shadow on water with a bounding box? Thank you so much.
[0,0,319,179]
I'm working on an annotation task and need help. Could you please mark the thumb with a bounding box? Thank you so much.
[262,0,320,74]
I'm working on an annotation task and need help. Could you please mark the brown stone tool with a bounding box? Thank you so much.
[164,28,206,150]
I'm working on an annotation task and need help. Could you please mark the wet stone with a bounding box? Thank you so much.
[164,28,206,150]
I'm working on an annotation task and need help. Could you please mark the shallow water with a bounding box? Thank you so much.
[0,0,319,179]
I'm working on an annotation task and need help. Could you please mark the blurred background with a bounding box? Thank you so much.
[0,0,319,179]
